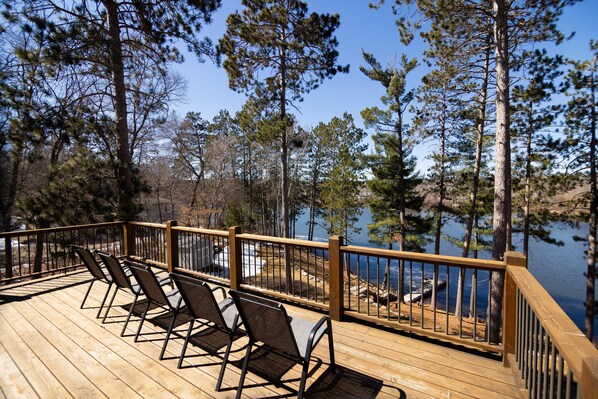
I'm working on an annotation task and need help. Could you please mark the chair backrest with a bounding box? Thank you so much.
[96,251,132,290]
[170,273,229,330]
[71,245,107,280]
[229,290,300,358]
[125,260,171,307]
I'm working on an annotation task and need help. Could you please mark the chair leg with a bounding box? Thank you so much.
[160,308,180,360]
[81,279,96,309]
[215,330,235,391]
[235,342,253,399]
[328,326,336,372]
[97,282,113,318]
[177,319,195,369]
[102,287,119,323]
[134,300,152,342]
[297,361,310,399]
[121,294,139,337]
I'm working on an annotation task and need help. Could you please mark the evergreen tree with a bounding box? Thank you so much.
[219,0,349,239]
[562,41,597,341]
[382,0,578,343]
[361,52,431,294]
[511,50,566,257]
[318,113,367,241]
[6,0,222,220]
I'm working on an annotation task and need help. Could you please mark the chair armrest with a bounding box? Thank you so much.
[211,286,227,298]
[306,316,331,351]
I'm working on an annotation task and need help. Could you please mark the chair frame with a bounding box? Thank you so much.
[125,259,183,360]
[229,290,335,399]
[170,272,243,391]
[71,245,113,318]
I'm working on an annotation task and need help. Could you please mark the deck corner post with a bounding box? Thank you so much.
[166,220,178,273]
[123,222,136,258]
[502,251,526,367]
[229,226,242,291]
[581,356,598,399]
[328,235,344,322]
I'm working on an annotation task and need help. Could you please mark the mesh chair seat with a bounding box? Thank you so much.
[229,290,335,399]
[125,260,184,360]
[170,272,244,391]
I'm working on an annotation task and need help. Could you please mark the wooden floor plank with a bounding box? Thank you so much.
[0,274,520,399]
[0,304,107,399]
[0,342,39,399]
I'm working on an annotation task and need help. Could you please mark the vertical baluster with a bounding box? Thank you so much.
[409,260,413,326]
[542,335,550,399]
[549,340,556,399]
[565,368,572,399]
[445,265,450,334]
[472,268,478,340]
[536,324,544,399]
[516,290,521,364]
[433,263,438,331]
[556,354,563,399]
[420,261,424,328]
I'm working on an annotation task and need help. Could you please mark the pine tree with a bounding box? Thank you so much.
[562,41,597,341]
[318,113,367,241]
[511,50,566,257]
[219,0,348,239]
[361,52,431,295]
[7,0,222,220]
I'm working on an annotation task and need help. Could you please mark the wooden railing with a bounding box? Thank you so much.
[2,220,597,398]
[502,252,598,399]
[0,222,124,284]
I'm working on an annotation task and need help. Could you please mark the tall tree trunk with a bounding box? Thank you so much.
[308,157,320,241]
[463,38,491,258]
[523,102,533,258]
[104,0,134,221]
[585,53,597,341]
[434,93,447,313]
[490,0,511,344]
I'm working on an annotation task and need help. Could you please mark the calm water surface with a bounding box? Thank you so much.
[295,207,596,340]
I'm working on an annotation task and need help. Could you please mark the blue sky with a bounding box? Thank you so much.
[171,0,597,171]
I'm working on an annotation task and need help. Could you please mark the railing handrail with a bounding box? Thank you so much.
[237,233,329,250]
[0,221,126,238]
[127,221,166,229]
[172,225,228,237]
[507,265,596,378]
[342,244,506,270]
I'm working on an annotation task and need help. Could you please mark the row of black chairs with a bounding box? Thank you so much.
[71,245,335,399]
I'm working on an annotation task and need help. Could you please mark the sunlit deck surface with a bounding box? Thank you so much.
[0,272,520,398]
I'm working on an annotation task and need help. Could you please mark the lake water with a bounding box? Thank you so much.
[295,207,596,341]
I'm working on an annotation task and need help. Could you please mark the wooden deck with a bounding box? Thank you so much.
[0,272,521,399]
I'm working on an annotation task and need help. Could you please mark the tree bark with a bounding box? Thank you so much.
[104,0,134,221]
[490,0,511,344]
[585,53,597,341]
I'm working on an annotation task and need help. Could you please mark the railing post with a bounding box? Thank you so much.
[328,235,344,321]
[581,356,598,399]
[4,237,13,279]
[123,222,136,258]
[229,226,242,291]
[502,251,526,367]
[166,220,178,273]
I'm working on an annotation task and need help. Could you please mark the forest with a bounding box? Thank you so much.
[0,1,595,341]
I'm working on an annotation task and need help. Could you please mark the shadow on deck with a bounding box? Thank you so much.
[0,272,519,398]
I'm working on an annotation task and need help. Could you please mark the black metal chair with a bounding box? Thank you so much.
[71,245,113,318]
[95,251,170,336]
[229,290,335,399]
[125,259,184,360]
[170,272,243,390]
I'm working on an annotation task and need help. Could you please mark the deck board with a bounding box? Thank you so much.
[0,272,520,398]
